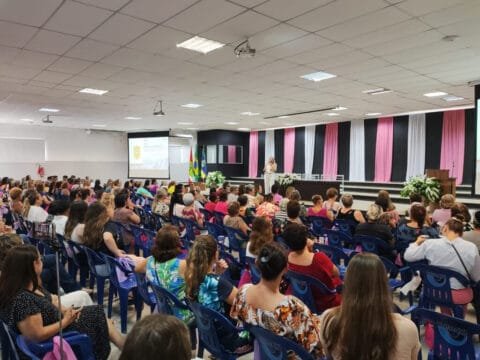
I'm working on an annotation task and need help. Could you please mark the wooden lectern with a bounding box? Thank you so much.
[425,169,456,197]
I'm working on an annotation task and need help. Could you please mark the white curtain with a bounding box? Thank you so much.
[406,113,426,179]
[349,119,365,181]
[265,129,275,166]
[304,125,315,175]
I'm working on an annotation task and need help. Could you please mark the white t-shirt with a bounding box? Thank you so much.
[71,223,85,243]
[27,206,48,223]
[53,215,68,235]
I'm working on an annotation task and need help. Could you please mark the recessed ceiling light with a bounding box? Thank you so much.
[177,36,225,54]
[333,106,347,111]
[278,116,290,119]
[79,88,108,95]
[240,112,260,116]
[39,108,59,112]
[284,123,293,126]
[327,113,339,116]
[443,95,464,102]
[20,118,34,122]
[363,88,392,95]
[125,116,142,120]
[238,127,250,131]
[181,103,203,108]
[259,121,270,125]
[178,122,193,125]
[365,112,382,116]
[301,71,336,82]
[424,91,448,97]
[187,127,199,130]
[225,122,239,125]
[176,133,193,138]
[92,124,106,128]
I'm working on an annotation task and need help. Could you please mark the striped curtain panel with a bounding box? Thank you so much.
[265,129,275,164]
[405,113,426,179]
[349,119,365,181]
[374,117,394,182]
[304,125,315,175]
[323,123,338,179]
[248,131,258,178]
[440,110,465,184]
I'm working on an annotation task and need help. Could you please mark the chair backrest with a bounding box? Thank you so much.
[380,256,400,279]
[307,216,331,236]
[151,283,190,316]
[247,325,314,360]
[412,308,480,359]
[133,272,155,307]
[65,240,82,267]
[353,235,381,254]
[313,243,352,267]
[418,265,470,316]
[333,218,354,235]
[0,321,19,360]
[129,224,155,257]
[188,301,239,359]
[223,226,248,264]
[205,221,226,241]
[325,229,353,248]
[82,246,110,278]
[246,257,261,285]
[286,270,336,314]
[199,208,213,222]
[171,215,182,227]
[214,211,225,225]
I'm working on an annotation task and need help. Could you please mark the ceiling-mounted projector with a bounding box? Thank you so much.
[42,115,53,124]
[153,100,165,116]
[234,39,256,58]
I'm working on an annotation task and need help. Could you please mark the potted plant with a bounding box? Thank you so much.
[205,171,226,188]
[400,175,441,205]
[277,173,299,187]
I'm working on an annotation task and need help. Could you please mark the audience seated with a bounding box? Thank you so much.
[99,192,115,218]
[204,192,218,214]
[283,223,342,312]
[0,245,124,359]
[274,198,288,223]
[214,190,229,215]
[451,202,473,231]
[375,190,400,223]
[404,215,480,314]
[227,185,238,203]
[255,193,279,220]
[322,187,341,215]
[245,185,257,208]
[230,243,323,357]
[170,184,185,218]
[289,190,307,217]
[432,194,455,227]
[135,181,153,199]
[181,193,204,228]
[283,200,303,227]
[113,192,141,250]
[23,190,48,222]
[9,187,24,216]
[463,210,480,252]
[307,194,334,221]
[64,200,88,243]
[152,189,170,217]
[270,183,282,205]
[238,194,253,217]
[48,199,70,236]
[246,217,273,259]
[119,314,191,360]
[148,179,159,196]
[35,182,52,209]
[224,202,249,235]
[320,253,420,359]
[336,193,365,224]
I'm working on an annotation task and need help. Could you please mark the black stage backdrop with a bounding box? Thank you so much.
[257,131,266,177]
[364,118,378,181]
[425,112,443,170]
[463,108,475,185]
[274,129,285,173]
[391,116,409,181]
[293,126,306,174]
[312,124,326,174]
[337,122,351,179]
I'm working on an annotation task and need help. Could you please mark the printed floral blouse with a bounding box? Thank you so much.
[230,284,323,356]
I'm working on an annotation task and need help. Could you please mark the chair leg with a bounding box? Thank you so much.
[118,289,129,334]
[134,290,143,320]
[107,285,115,319]
[96,278,105,306]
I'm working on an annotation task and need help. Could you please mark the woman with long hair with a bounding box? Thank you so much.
[0,245,124,359]
[375,189,399,224]
[246,216,273,258]
[64,200,88,243]
[320,253,420,360]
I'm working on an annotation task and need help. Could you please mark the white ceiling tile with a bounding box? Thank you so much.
[286,43,353,64]
[0,65,41,80]
[47,57,93,74]
[254,0,332,21]
[189,46,238,67]
[249,23,308,51]
[79,63,124,79]
[288,0,387,32]
[44,1,113,36]
[261,34,331,58]
[101,47,155,67]
[129,54,180,73]
[28,80,57,89]
[0,45,21,65]
[65,39,120,61]
[201,11,278,44]
[317,6,411,42]
[165,0,245,34]
[308,50,373,69]
[89,13,155,46]
[229,0,266,7]
[0,20,37,48]
[397,0,468,16]
[13,50,59,70]
[75,0,130,11]
[420,1,480,27]
[121,0,198,24]
[127,25,191,53]
[0,0,62,27]
[25,30,81,55]
[33,70,73,84]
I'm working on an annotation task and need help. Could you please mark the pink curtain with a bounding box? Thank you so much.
[228,145,236,163]
[248,131,258,177]
[284,128,295,173]
[440,110,465,185]
[374,117,394,182]
[323,123,338,179]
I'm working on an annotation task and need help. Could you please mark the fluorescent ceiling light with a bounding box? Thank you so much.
[177,36,225,54]
[363,88,392,95]
[278,116,290,119]
[225,122,239,125]
[187,127,199,130]
[178,122,193,125]
[240,111,260,116]
[181,103,203,108]
[424,91,448,97]
[92,124,106,128]
[176,133,193,138]
[238,127,250,131]
[333,106,347,111]
[443,95,464,102]
[20,118,34,122]
[259,121,270,125]
[365,112,382,116]
[79,88,108,95]
[39,108,59,112]
[327,112,339,116]
[300,71,336,82]
[125,116,142,120]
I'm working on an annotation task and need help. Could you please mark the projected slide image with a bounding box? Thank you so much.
[128,136,169,178]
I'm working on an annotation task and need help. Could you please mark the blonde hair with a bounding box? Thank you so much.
[440,194,455,209]
[366,204,382,222]
[100,192,114,211]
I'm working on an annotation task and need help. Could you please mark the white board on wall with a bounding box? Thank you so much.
[169,137,190,182]
[0,138,45,162]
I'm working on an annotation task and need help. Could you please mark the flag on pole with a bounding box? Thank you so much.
[189,147,196,182]
[193,147,199,181]
[201,146,208,180]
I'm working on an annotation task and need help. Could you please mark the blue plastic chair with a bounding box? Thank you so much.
[82,246,110,305]
[246,257,261,285]
[177,217,203,249]
[152,213,168,230]
[65,240,90,288]
[214,211,225,225]
[313,243,353,279]
[325,229,355,250]
[219,249,243,287]
[379,256,409,290]
[246,325,314,360]
[418,265,470,318]
[188,301,252,360]
[307,216,331,237]
[353,235,382,254]
[412,308,480,360]
[133,272,157,313]
[103,255,143,333]
[129,224,155,257]
[199,208,214,222]
[223,225,248,265]
[110,221,134,254]
[286,270,337,314]
[333,218,357,236]
[0,320,19,360]
[205,221,227,248]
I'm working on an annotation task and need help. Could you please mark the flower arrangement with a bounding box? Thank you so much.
[400,175,441,203]
[277,173,299,186]
[205,171,226,188]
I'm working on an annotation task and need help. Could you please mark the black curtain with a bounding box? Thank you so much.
[293,127,305,173]
[257,131,265,178]
[364,118,378,181]
[425,111,443,171]
[391,116,409,181]
[337,122,350,180]
[312,125,325,174]
[274,129,284,173]
[463,109,475,185]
